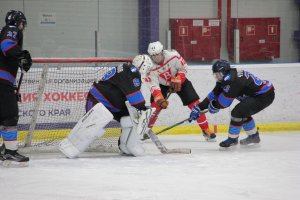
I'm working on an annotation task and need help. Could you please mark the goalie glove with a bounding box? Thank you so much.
[19,50,32,72]
[137,107,155,139]
[169,76,182,93]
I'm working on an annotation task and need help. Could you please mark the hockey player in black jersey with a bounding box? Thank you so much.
[59,56,154,158]
[189,59,275,149]
[0,10,32,167]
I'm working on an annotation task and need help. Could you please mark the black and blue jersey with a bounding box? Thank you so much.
[86,63,146,115]
[199,68,274,110]
[0,25,24,86]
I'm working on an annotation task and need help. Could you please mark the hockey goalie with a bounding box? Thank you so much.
[59,55,154,158]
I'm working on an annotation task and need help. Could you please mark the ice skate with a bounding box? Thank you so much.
[2,149,29,167]
[219,137,238,150]
[202,128,216,142]
[0,144,5,161]
[240,132,260,146]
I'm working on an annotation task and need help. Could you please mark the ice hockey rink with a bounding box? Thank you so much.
[1,132,299,200]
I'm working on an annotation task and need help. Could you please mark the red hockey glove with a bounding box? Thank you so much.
[169,76,181,93]
[154,93,169,109]
[156,98,169,109]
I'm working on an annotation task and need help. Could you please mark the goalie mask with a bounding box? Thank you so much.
[132,54,153,77]
[212,59,231,82]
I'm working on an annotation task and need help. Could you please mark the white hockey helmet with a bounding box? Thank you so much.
[132,54,153,75]
[147,41,163,56]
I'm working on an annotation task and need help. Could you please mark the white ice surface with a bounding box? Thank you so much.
[1,132,300,200]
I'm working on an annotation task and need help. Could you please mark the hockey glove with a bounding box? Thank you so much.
[156,98,169,109]
[19,50,32,72]
[189,105,201,122]
[208,100,219,114]
[169,76,181,93]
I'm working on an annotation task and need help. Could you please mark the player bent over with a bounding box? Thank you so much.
[59,57,154,158]
[144,41,216,141]
[189,59,275,149]
[0,10,32,167]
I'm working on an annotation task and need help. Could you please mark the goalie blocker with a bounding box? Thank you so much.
[59,102,153,158]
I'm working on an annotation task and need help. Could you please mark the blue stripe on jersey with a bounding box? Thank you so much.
[126,91,145,105]
[207,91,216,101]
[86,100,94,112]
[0,128,17,141]
[243,118,256,131]
[256,81,273,95]
[90,86,120,112]
[217,92,234,108]
[0,70,16,84]
[1,39,17,54]
[229,124,242,135]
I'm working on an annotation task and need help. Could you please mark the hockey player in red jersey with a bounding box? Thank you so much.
[141,41,216,141]
[189,59,275,149]
[0,10,32,167]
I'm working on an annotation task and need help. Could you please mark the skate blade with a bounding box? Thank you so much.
[240,143,261,149]
[1,160,29,168]
[219,145,237,151]
[205,138,217,142]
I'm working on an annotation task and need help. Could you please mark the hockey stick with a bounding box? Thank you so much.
[156,109,208,136]
[16,67,25,102]
[142,92,171,141]
[147,129,191,154]
[124,100,190,154]
[148,92,171,127]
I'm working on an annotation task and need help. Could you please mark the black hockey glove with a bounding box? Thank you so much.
[208,100,219,114]
[19,50,32,72]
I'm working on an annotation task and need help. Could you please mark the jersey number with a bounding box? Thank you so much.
[243,71,262,86]
[101,68,116,81]
[7,31,17,39]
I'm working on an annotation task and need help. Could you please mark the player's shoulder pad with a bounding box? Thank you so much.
[163,49,181,59]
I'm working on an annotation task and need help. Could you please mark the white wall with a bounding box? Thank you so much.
[142,63,300,126]
[0,0,139,58]
[0,0,298,61]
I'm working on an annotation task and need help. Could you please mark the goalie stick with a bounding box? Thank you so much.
[147,129,191,154]
[124,100,190,154]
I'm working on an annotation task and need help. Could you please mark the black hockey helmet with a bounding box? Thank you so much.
[5,10,27,27]
[212,59,231,82]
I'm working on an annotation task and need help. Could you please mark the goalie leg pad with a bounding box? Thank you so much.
[59,103,113,158]
[120,116,145,156]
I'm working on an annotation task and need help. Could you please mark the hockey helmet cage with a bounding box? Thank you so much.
[147,41,163,56]
[132,54,153,75]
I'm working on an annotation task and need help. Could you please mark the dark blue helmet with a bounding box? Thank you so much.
[5,10,27,27]
[212,59,231,82]
[212,59,231,74]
